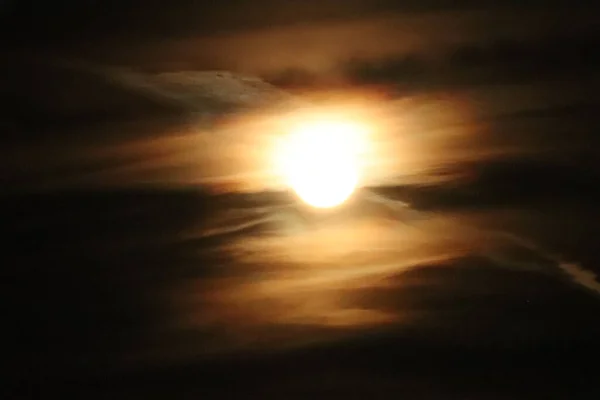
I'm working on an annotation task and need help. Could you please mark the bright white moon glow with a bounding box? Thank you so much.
[275,117,366,208]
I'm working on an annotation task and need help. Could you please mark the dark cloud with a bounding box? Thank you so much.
[297,30,600,88]
[374,156,600,212]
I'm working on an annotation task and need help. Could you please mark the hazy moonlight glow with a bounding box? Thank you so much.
[276,117,366,208]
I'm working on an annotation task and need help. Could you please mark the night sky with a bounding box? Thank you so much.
[3,1,600,399]
[3,1,599,72]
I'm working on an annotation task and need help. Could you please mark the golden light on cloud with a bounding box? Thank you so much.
[273,111,370,208]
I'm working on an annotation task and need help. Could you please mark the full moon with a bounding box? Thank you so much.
[275,118,366,208]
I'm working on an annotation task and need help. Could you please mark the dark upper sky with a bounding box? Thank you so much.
[1,0,595,44]
[1,0,596,78]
